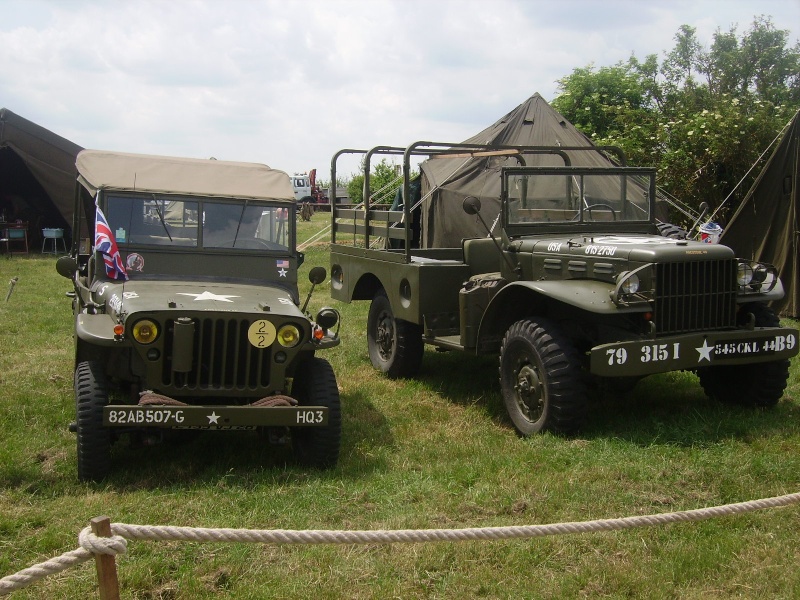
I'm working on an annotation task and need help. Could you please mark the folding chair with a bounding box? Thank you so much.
[6,224,28,254]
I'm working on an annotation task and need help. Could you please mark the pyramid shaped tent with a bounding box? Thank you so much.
[720,109,800,318]
[418,93,623,248]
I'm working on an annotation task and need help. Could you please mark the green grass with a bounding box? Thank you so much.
[1,213,799,599]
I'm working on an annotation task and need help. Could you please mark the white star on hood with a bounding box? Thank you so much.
[176,291,240,302]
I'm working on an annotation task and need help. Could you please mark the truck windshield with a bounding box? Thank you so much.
[104,194,292,251]
[505,171,653,225]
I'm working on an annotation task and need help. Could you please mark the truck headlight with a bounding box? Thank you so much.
[614,271,641,296]
[132,319,159,344]
[277,324,301,347]
[737,261,754,286]
[619,273,640,295]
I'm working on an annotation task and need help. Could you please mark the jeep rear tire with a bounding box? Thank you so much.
[499,318,587,435]
[697,303,790,408]
[291,357,341,469]
[367,290,424,378]
[75,361,112,482]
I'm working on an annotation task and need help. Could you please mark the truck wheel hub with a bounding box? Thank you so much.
[376,315,394,359]
[515,364,544,421]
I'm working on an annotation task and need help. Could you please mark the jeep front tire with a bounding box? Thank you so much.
[74,361,112,482]
[291,357,341,468]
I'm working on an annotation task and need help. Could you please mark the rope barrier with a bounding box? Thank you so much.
[1,490,798,596]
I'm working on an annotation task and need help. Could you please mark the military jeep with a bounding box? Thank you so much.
[57,150,341,481]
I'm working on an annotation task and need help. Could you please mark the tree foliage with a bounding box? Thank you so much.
[551,16,800,225]
[346,158,405,205]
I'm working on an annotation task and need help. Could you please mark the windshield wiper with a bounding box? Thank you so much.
[152,195,173,242]
[231,201,247,247]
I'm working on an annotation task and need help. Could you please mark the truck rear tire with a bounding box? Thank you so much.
[367,290,424,378]
[499,318,587,435]
[656,221,688,239]
[291,357,341,469]
[697,303,790,408]
[74,361,112,482]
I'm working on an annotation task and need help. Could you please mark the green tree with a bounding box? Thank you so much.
[552,15,800,224]
[346,158,404,205]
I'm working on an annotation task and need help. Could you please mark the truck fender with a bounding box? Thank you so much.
[477,279,634,344]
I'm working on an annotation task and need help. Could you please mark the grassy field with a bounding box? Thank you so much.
[1,212,799,599]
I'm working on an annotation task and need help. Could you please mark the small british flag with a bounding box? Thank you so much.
[95,207,128,281]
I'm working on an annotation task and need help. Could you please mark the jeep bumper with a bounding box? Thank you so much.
[590,327,798,377]
[103,405,329,429]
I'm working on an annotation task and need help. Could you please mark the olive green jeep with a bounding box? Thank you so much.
[57,150,341,481]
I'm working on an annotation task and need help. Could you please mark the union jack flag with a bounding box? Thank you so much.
[95,207,128,281]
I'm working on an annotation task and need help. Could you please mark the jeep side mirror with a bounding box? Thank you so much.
[302,266,328,313]
[56,255,78,279]
[463,196,481,215]
[308,266,327,285]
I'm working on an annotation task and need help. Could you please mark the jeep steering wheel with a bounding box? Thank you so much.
[583,203,617,221]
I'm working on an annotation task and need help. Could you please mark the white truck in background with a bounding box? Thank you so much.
[289,173,312,202]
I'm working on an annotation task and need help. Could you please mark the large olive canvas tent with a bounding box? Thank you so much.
[0,108,82,246]
[418,93,626,248]
[720,109,800,318]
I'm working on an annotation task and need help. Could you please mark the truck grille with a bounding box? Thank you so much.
[654,259,737,335]
[161,317,271,391]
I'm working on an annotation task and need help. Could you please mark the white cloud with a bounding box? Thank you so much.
[0,0,797,179]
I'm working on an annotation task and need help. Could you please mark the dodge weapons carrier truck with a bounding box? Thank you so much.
[58,150,341,481]
[329,141,797,436]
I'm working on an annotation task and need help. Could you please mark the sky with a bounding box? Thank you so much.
[1,0,799,180]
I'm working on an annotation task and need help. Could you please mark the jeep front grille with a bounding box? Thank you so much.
[161,317,271,391]
[654,259,737,335]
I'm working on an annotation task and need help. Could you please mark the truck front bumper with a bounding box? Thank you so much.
[590,327,798,377]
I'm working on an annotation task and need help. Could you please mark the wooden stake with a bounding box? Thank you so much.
[90,516,121,600]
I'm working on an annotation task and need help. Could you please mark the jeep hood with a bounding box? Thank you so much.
[93,280,303,319]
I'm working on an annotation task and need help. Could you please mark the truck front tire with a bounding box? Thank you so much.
[74,361,112,482]
[291,357,341,469]
[367,290,424,378]
[697,303,790,408]
[499,318,587,435]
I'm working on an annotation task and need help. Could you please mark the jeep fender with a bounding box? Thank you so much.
[477,279,641,346]
[76,312,120,346]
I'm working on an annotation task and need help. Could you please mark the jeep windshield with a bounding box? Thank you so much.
[105,194,292,252]
[502,166,656,235]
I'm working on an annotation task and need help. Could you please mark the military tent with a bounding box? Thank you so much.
[720,109,800,318]
[0,108,82,247]
[418,93,628,248]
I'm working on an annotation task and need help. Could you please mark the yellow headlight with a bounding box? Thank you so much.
[132,319,159,344]
[277,324,301,348]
